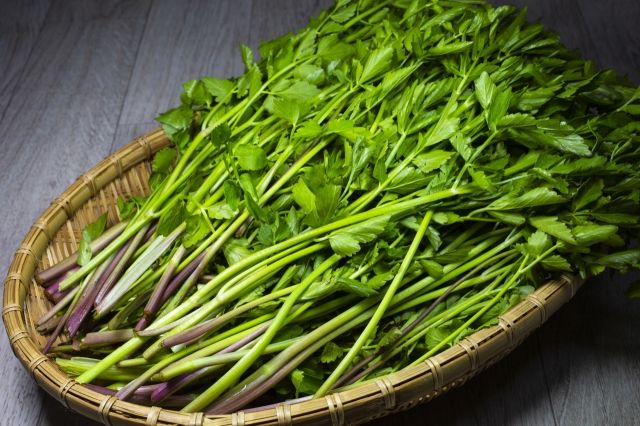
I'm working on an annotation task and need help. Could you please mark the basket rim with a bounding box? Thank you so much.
[2,127,585,426]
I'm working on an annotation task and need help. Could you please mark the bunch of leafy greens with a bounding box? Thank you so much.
[37,0,640,415]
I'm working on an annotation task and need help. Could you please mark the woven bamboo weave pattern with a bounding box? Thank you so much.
[2,128,585,426]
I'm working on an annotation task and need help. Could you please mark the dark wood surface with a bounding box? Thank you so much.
[0,1,638,425]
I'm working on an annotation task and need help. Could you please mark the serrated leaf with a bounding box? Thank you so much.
[488,211,526,225]
[359,45,394,84]
[572,178,603,211]
[223,181,242,211]
[573,224,619,246]
[488,187,566,210]
[337,277,378,297]
[292,179,316,214]
[273,98,311,127]
[181,79,211,106]
[474,71,495,110]
[117,196,135,219]
[152,147,176,174]
[595,249,640,269]
[244,191,268,223]
[541,255,573,271]
[321,342,343,363]
[158,201,187,237]
[551,156,606,174]
[202,77,235,103]
[206,202,236,220]
[328,215,390,256]
[275,81,321,101]
[331,3,356,23]
[235,144,268,171]
[529,216,576,245]
[425,116,460,147]
[488,88,512,132]
[239,43,253,69]
[497,113,536,129]
[412,150,454,174]
[425,327,450,350]
[295,120,323,139]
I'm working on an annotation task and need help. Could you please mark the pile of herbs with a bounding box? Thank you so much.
[35,0,640,414]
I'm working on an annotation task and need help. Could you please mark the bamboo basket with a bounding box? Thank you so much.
[2,128,585,426]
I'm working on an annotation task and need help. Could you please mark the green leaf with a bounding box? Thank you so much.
[412,150,454,174]
[596,249,640,269]
[239,43,253,69]
[321,342,343,363]
[295,120,323,139]
[572,178,603,211]
[474,71,496,110]
[488,187,566,210]
[522,230,552,257]
[202,77,235,103]
[328,215,390,256]
[425,116,460,147]
[158,201,187,236]
[223,240,253,266]
[206,202,236,220]
[590,212,640,224]
[223,181,242,211]
[573,224,618,246]
[152,147,176,174]
[331,3,356,23]
[541,254,572,272]
[488,211,526,225]
[239,173,258,200]
[432,212,461,225]
[117,196,135,219]
[183,214,208,248]
[317,34,356,62]
[529,216,576,245]
[337,277,378,297]
[155,105,192,141]
[181,79,211,106]
[420,259,444,278]
[551,156,606,174]
[428,41,473,56]
[210,122,231,148]
[77,239,92,267]
[375,327,402,352]
[273,98,311,127]
[497,113,536,129]
[244,191,268,223]
[292,179,316,214]
[83,212,108,242]
[425,327,451,350]
[275,81,321,101]
[450,132,473,161]
[487,88,512,132]
[624,281,640,298]
[235,144,268,171]
[359,45,394,84]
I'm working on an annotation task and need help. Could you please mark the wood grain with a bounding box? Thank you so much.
[0,2,149,425]
[0,0,52,121]
[575,0,640,84]
[0,1,638,425]
[117,0,253,127]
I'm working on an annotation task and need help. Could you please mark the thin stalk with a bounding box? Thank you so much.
[35,220,129,284]
[314,210,433,397]
[94,224,150,306]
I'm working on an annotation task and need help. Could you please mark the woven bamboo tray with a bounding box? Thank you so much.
[3,128,584,426]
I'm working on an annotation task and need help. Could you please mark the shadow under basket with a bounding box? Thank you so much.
[2,128,584,426]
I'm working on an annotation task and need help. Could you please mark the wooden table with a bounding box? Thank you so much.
[1,1,639,424]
